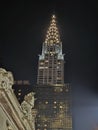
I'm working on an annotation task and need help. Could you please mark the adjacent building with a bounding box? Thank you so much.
[0,68,36,130]
[12,80,31,103]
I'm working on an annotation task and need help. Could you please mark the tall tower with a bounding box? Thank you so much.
[34,15,72,130]
[37,15,64,86]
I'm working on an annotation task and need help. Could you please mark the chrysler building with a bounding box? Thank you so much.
[34,15,72,130]
[37,15,64,86]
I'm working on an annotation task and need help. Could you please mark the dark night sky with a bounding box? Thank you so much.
[0,0,97,130]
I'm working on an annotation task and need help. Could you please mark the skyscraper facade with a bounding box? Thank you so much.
[37,15,64,86]
[34,15,72,130]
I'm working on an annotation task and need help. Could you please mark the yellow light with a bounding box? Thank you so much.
[18,92,21,96]
[45,101,48,104]
[45,67,48,69]
[45,60,48,62]
[44,14,61,44]
[39,67,44,69]
[59,105,63,109]
[44,124,47,127]
[52,20,55,23]
[54,101,57,104]
[40,62,44,65]
[52,15,56,18]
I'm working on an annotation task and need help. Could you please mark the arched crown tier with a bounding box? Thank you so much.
[44,14,61,44]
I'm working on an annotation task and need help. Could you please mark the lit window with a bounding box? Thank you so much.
[18,93,21,96]
[39,67,44,69]
[50,53,53,56]
[23,80,30,85]
[54,101,57,104]
[45,101,48,104]
[40,62,44,65]
[57,66,59,69]
[58,62,61,64]
[44,124,47,127]
[57,77,61,80]
[45,60,48,62]
[45,67,48,69]
[59,106,63,109]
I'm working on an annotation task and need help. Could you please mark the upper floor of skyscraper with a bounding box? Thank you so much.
[37,15,64,86]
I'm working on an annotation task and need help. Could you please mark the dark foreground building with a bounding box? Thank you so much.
[12,80,31,103]
[34,15,72,130]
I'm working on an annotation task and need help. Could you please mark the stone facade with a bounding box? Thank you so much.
[0,68,37,130]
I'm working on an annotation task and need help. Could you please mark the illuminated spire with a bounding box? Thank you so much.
[44,14,61,44]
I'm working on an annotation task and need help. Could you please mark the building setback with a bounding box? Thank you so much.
[34,15,72,130]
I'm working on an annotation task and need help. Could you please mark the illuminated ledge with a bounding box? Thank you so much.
[52,84,65,87]
[36,83,70,87]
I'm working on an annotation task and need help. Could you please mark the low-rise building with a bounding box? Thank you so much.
[0,68,37,130]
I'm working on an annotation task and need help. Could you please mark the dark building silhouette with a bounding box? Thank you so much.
[12,80,31,103]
